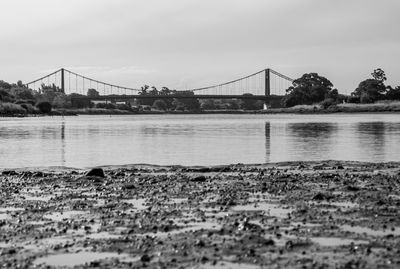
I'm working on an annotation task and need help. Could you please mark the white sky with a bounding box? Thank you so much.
[0,0,399,93]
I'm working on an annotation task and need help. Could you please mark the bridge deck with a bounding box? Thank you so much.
[71,94,283,101]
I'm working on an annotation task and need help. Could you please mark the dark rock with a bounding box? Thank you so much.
[195,239,205,247]
[1,170,18,176]
[312,192,332,201]
[6,248,16,255]
[195,167,212,173]
[33,171,44,177]
[191,175,206,182]
[200,256,209,263]
[90,261,101,267]
[346,185,360,192]
[85,168,105,178]
[140,254,151,262]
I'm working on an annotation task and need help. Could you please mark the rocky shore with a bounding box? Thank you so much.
[1,161,399,268]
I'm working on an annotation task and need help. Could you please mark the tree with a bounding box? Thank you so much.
[386,86,400,100]
[137,85,157,106]
[173,91,200,111]
[16,80,25,88]
[241,93,262,110]
[152,99,167,110]
[0,80,11,90]
[282,73,334,107]
[149,86,159,96]
[371,68,387,82]
[139,85,149,95]
[227,99,240,110]
[0,89,15,102]
[351,68,387,103]
[160,87,171,96]
[9,87,35,100]
[52,94,71,108]
[36,101,52,113]
[200,99,216,110]
[69,93,91,108]
[87,88,100,97]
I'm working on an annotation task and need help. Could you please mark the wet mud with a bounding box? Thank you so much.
[0,161,399,268]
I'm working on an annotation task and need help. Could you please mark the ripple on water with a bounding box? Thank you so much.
[33,252,136,267]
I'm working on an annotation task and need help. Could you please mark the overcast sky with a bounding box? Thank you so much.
[0,0,399,93]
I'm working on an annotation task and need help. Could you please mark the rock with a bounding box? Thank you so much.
[195,239,205,247]
[122,183,136,190]
[191,175,206,182]
[346,185,360,192]
[1,170,18,176]
[85,168,105,178]
[312,192,332,201]
[140,254,151,262]
[33,171,45,177]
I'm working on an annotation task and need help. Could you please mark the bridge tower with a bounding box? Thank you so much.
[264,68,270,109]
[265,68,270,97]
[60,68,65,93]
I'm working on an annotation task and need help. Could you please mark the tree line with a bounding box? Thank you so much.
[282,68,400,108]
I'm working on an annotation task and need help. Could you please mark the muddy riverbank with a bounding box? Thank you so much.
[1,161,399,268]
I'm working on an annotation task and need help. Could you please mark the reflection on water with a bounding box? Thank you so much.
[286,122,338,160]
[0,114,400,168]
[357,122,386,160]
[265,122,270,163]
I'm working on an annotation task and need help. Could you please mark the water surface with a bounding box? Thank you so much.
[0,113,399,168]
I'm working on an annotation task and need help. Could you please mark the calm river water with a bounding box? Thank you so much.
[1,113,400,168]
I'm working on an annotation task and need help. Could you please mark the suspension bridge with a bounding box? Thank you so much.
[25,68,293,103]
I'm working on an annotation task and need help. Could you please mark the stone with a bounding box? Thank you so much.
[140,254,151,262]
[191,175,206,182]
[2,170,18,176]
[85,168,105,178]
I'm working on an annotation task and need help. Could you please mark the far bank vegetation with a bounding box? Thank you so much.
[1,68,400,116]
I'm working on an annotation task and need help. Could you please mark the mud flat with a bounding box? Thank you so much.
[0,161,399,268]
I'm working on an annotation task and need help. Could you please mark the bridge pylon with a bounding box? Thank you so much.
[264,68,271,109]
[265,68,270,97]
[61,68,65,93]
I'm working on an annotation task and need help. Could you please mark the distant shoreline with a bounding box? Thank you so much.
[2,101,400,117]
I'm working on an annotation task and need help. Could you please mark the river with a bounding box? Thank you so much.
[0,113,399,168]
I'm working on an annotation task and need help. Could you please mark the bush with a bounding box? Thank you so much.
[152,99,167,111]
[36,101,52,113]
[347,96,360,103]
[0,102,26,115]
[95,103,116,109]
[321,98,336,109]
[200,99,216,110]
[360,93,374,103]
[0,89,15,102]
[116,103,131,111]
